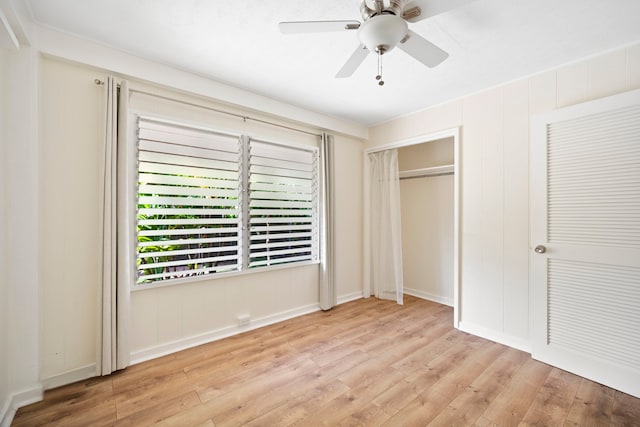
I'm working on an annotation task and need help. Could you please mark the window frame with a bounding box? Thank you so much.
[131,113,321,290]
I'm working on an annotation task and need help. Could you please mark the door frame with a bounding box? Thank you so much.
[363,127,461,327]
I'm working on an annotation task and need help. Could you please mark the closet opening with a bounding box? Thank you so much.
[364,128,460,327]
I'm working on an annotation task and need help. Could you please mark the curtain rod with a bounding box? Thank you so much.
[94,79,322,137]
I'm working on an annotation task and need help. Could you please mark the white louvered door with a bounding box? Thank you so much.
[530,89,640,398]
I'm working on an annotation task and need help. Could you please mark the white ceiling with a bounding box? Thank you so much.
[26,0,640,126]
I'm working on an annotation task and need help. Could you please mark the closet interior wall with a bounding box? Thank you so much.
[398,137,454,306]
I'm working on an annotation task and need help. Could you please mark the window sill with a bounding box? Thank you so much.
[131,259,321,292]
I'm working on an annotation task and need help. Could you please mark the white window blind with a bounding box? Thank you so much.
[248,140,318,268]
[135,117,320,286]
[137,117,242,284]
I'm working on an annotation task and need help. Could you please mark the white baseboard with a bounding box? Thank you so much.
[41,364,97,391]
[0,396,11,427]
[404,288,453,307]
[0,408,13,427]
[131,292,367,365]
[1,385,44,427]
[131,302,322,365]
[458,321,531,353]
[337,291,363,305]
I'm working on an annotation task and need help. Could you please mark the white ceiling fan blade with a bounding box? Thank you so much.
[403,0,477,23]
[279,20,360,34]
[398,30,449,68]
[336,45,369,78]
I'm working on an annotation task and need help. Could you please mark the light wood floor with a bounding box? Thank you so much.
[13,296,640,426]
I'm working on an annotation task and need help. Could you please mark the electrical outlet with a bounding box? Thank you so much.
[237,314,250,326]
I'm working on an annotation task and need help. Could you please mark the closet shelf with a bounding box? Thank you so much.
[399,164,454,179]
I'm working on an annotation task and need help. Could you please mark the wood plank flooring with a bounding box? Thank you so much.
[13,296,640,426]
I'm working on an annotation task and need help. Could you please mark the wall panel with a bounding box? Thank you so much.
[39,57,101,379]
[588,49,627,100]
[333,135,364,300]
[501,79,530,340]
[6,47,41,400]
[628,44,640,89]
[460,92,485,324]
[0,47,10,422]
[557,61,589,108]
[529,71,557,115]
[480,89,504,332]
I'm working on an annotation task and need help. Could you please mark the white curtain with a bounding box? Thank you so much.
[319,133,336,310]
[368,149,404,304]
[99,76,132,374]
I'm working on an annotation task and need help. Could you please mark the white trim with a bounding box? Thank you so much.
[133,112,243,140]
[0,7,19,50]
[362,149,371,300]
[11,387,44,417]
[0,398,11,427]
[249,135,320,154]
[532,87,640,125]
[0,386,44,427]
[0,0,34,46]
[366,129,458,154]
[0,406,14,427]
[40,364,97,391]
[337,291,364,305]
[404,288,453,307]
[452,127,460,328]
[458,321,531,353]
[363,127,461,327]
[131,303,321,364]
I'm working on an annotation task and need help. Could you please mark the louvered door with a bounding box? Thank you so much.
[530,89,640,398]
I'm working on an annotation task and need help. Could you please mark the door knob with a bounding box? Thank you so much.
[534,245,546,254]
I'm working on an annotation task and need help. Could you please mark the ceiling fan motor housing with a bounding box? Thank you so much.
[358,14,409,54]
[361,0,409,19]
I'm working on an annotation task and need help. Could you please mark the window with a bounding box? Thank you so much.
[248,139,318,267]
[135,117,319,286]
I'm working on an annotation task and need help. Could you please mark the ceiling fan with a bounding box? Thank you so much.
[279,0,475,85]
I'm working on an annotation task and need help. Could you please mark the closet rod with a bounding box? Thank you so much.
[399,164,454,180]
[94,79,322,137]
[399,171,454,180]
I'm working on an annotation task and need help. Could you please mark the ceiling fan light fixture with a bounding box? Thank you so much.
[357,14,408,54]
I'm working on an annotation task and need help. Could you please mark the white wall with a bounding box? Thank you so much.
[397,138,454,171]
[368,43,640,351]
[398,139,454,306]
[1,44,42,424]
[38,56,365,380]
[0,46,10,424]
[39,57,102,382]
[333,133,364,301]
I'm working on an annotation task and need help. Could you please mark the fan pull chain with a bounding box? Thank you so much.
[376,50,384,86]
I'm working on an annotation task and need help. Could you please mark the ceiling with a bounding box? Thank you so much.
[25,0,640,126]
